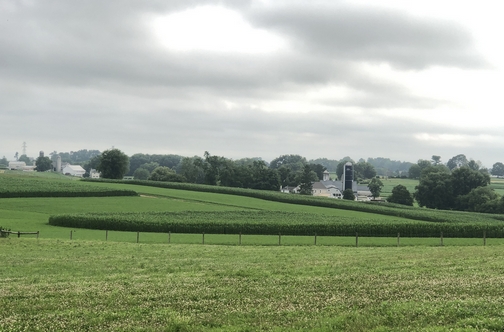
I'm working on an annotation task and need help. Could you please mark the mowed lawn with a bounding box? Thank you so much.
[2,239,504,331]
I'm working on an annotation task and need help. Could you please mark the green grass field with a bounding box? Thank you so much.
[2,239,504,331]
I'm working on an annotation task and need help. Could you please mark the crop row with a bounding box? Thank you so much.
[82,179,504,224]
[0,175,137,198]
[48,211,504,238]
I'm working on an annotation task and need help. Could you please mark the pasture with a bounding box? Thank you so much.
[2,239,504,331]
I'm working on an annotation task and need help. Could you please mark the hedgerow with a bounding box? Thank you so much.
[81,178,504,224]
[0,176,137,198]
[48,211,504,238]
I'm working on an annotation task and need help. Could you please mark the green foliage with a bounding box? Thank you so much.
[133,168,150,180]
[35,156,53,172]
[387,185,414,206]
[269,154,307,171]
[414,167,453,209]
[97,149,130,179]
[491,162,504,176]
[451,166,490,197]
[18,154,32,166]
[343,189,355,200]
[298,165,316,195]
[447,154,468,170]
[368,178,383,198]
[0,174,137,198]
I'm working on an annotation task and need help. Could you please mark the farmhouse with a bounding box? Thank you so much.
[62,164,86,177]
[8,161,26,170]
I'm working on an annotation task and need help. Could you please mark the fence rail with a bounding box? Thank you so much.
[0,230,39,238]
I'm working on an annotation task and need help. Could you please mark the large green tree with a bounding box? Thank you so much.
[451,166,490,198]
[35,156,53,172]
[148,166,185,182]
[387,185,414,206]
[414,166,453,209]
[18,154,32,166]
[97,149,130,179]
[0,156,8,168]
[447,154,468,170]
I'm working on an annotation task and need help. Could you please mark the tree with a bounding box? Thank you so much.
[269,154,307,172]
[342,189,355,200]
[368,178,384,199]
[18,154,32,166]
[35,156,52,172]
[456,186,499,212]
[431,155,442,165]
[467,160,480,171]
[133,168,150,180]
[177,157,205,183]
[387,185,414,206]
[336,157,354,180]
[83,155,101,177]
[97,149,130,179]
[309,163,327,180]
[149,166,180,182]
[414,166,453,209]
[0,156,8,168]
[408,164,421,179]
[451,166,489,198]
[298,164,316,195]
[491,162,504,176]
[447,154,468,170]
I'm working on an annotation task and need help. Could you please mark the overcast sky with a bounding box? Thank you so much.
[1,0,503,167]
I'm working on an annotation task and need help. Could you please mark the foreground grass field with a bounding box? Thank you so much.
[2,239,504,331]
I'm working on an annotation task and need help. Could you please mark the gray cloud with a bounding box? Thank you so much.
[0,1,498,167]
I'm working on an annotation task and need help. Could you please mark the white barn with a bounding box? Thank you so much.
[62,164,86,177]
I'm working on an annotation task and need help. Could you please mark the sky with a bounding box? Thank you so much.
[1,0,503,167]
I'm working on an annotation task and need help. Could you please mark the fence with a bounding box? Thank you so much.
[0,230,39,238]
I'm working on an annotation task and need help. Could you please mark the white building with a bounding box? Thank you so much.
[9,161,26,170]
[62,164,86,177]
[89,169,100,179]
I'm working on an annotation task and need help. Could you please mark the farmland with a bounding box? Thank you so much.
[3,171,504,330]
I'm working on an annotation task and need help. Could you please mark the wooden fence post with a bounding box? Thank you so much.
[484,230,486,246]
[239,232,242,245]
[356,232,359,247]
[17,231,20,238]
[397,233,400,247]
[202,232,205,245]
[440,231,444,246]
[278,233,281,246]
[137,231,139,243]
[106,230,108,241]
[314,233,317,245]
[36,231,39,239]
[168,231,171,244]
[70,230,72,240]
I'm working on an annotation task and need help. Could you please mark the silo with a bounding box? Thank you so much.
[39,151,44,158]
[343,162,353,191]
[56,155,62,172]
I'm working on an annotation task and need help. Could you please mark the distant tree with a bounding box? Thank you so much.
[0,156,8,168]
[467,160,480,171]
[83,155,101,177]
[309,163,327,181]
[149,166,176,181]
[456,186,499,213]
[447,154,468,170]
[298,164,316,195]
[138,162,160,173]
[354,161,376,180]
[368,178,384,199]
[244,161,281,191]
[431,155,442,165]
[177,157,205,184]
[128,153,150,176]
[35,156,52,172]
[451,166,490,198]
[18,154,32,166]
[14,152,19,161]
[309,158,339,172]
[269,154,307,172]
[491,162,504,176]
[133,168,150,180]
[97,149,130,179]
[342,189,355,200]
[414,166,453,209]
[408,164,421,179]
[387,185,414,206]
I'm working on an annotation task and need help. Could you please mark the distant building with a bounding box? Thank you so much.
[89,169,100,179]
[9,161,26,170]
[62,164,86,177]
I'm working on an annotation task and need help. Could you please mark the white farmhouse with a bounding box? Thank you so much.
[9,161,26,170]
[62,164,86,177]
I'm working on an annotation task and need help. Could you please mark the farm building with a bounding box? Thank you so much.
[9,161,26,170]
[89,169,100,179]
[62,164,86,177]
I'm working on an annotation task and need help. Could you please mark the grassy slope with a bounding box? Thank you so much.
[2,239,504,331]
